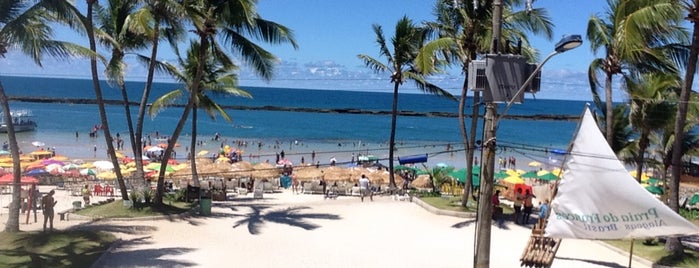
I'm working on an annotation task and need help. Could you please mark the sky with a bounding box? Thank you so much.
[0,0,628,101]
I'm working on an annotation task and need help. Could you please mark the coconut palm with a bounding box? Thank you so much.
[129,0,185,181]
[625,72,679,182]
[358,16,455,190]
[0,0,87,232]
[93,0,151,199]
[149,40,251,187]
[151,0,297,204]
[422,0,553,207]
[668,0,699,256]
[587,0,685,146]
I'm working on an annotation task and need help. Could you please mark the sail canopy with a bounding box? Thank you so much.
[546,107,699,239]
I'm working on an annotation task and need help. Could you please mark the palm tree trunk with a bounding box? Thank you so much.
[388,82,399,190]
[634,129,650,183]
[458,78,471,207]
[189,106,200,187]
[154,35,208,204]
[667,8,699,257]
[86,0,128,200]
[605,72,614,145]
[116,72,138,173]
[0,82,22,232]
[134,19,161,183]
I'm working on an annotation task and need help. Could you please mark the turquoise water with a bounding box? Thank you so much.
[0,75,590,168]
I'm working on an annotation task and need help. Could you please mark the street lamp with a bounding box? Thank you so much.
[473,34,582,268]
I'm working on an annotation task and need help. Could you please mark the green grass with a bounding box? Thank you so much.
[419,195,479,213]
[605,239,699,267]
[74,200,192,218]
[0,230,116,267]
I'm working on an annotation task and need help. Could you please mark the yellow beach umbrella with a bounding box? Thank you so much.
[629,170,650,181]
[502,175,525,184]
[536,170,550,176]
[197,150,209,156]
[0,162,12,168]
[551,168,562,177]
[97,171,117,180]
[528,161,542,167]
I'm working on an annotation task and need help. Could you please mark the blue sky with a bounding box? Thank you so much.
[0,0,626,101]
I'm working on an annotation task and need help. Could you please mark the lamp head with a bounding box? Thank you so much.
[554,34,583,53]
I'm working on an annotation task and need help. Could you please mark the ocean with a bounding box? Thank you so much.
[0,75,591,169]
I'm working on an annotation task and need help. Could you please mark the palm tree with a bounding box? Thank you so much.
[422,0,553,207]
[129,0,185,181]
[358,16,455,191]
[625,72,679,182]
[0,0,86,232]
[149,40,251,187]
[83,0,131,203]
[587,0,685,146]
[93,0,150,199]
[669,0,699,256]
[151,0,297,204]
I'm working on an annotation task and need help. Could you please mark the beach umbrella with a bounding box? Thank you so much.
[26,169,48,176]
[92,160,114,171]
[645,185,664,195]
[62,163,80,170]
[528,161,542,168]
[80,168,97,176]
[97,171,117,180]
[521,171,538,179]
[0,150,10,156]
[0,174,38,184]
[45,163,65,174]
[494,170,509,179]
[502,175,524,184]
[537,173,559,181]
[536,170,550,176]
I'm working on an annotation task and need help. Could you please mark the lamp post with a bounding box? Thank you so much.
[473,34,582,268]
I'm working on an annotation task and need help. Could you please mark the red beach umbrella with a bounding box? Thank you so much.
[0,174,39,184]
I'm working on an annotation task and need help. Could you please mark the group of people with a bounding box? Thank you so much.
[492,187,549,227]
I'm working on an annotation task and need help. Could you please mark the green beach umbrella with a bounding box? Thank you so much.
[521,171,538,178]
[494,170,509,180]
[448,168,480,186]
[645,185,663,195]
[537,173,559,181]
[690,194,699,206]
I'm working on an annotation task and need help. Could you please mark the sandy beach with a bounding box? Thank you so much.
[0,186,652,268]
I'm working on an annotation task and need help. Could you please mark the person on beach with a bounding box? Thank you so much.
[82,185,91,206]
[538,199,549,226]
[41,190,57,232]
[358,174,372,202]
[292,175,299,194]
[514,188,524,224]
[492,190,504,227]
[522,189,536,224]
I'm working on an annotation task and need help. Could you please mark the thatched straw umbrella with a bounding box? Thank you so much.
[411,174,432,189]
[250,162,280,179]
[293,166,324,181]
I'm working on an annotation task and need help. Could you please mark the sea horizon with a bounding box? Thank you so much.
[0,75,588,170]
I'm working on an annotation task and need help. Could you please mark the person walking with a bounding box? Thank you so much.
[522,189,536,225]
[492,190,504,227]
[82,184,92,206]
[41,190,57,232]
[358,174,372,202]
[538,199,550,226]
[514,188,524,224]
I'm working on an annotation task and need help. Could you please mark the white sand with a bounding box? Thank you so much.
[94,190,651,268]
[0,187,651,267]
